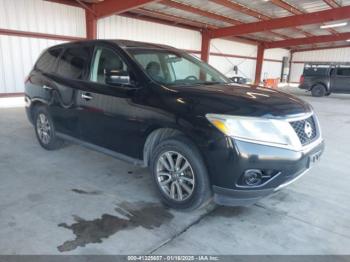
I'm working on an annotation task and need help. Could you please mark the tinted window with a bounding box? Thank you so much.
[57,46,91,79]
[303,67,329,76]
[90,47,128,84]
[336,68,350,76]
[35,48,62,72]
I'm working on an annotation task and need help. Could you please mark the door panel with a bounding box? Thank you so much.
[331,68,350,93]
[48,45,93,138]
[78,46,144,159]
[77,86,144,158]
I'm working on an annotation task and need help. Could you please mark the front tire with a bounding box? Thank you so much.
[34,106,63,150]
[311,84,326,97]
[150,136,211,210]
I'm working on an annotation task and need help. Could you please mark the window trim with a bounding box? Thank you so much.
[88,45,137,87]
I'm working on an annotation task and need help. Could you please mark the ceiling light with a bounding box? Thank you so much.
[320,22,348,29]
[347,39,350,42]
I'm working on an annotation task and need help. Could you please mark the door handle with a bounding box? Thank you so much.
[43,85,52,90]
[81,93,93,101]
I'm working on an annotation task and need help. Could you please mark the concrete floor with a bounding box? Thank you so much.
[0,87,350,255]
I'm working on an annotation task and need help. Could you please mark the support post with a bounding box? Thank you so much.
[85,10,97,40]
[288,50,294,83]
[254,43,264,85]
[201,30,210,62]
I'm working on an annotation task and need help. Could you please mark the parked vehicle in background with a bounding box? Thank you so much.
[299,63,350,97]
[25,40,324,210]
[229,76,250,84]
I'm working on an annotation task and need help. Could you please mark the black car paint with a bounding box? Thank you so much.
[25,40,324,206]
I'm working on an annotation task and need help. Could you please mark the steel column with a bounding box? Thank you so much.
[255,44,265,85]
[201,30,210,62]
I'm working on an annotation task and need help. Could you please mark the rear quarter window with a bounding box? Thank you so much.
[35,48,62,73]
[57,46,92,80]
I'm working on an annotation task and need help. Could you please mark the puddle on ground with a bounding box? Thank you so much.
[57,201,173,252]
[71,189,103,195]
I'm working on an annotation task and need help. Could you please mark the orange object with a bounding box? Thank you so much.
[264,78,279,89]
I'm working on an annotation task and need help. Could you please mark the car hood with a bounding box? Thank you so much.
[167,83,312,118]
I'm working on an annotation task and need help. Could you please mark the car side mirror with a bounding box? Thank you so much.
[104,69,131,86]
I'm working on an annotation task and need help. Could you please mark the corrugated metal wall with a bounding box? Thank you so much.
[209,39,257,80]
[0,0,85,94]
[290,47,350,82]
[0,36,65,93]
[0,0,86,36]
[97,16,202,51]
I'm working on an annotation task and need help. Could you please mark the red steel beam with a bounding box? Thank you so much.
[211,0,311,40]
[270,0,303,15]
[0,28,85,41]
[160,0,241,25]
[133,8,216,29]
[210,0,270,20]
[210,0,293,39]
[122,12,200,31]
[45,0,81,8]
[255,44,265,85]
[292,44,350,53]
[201,31,211,62]
[270,0,337,35]
[210,6,350,39]
[125,10,260,45]
[266,32,350,48]
[162,0,289,41]
[85,10,97,39]
[94,0,160,19]
[323,0,341,8]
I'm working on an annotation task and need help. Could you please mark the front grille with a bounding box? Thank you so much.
[290,116,317,145]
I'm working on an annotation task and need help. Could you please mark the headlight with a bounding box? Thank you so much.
[206,114,301,149]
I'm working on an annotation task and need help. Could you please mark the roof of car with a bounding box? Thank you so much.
[50,39,177,51]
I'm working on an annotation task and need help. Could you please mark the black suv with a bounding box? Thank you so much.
[299,63,350,97]
[25,40,324,210]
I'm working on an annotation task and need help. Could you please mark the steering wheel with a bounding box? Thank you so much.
[185,75,198,81]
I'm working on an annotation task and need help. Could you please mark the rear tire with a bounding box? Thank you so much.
[34,106,64,150]
[150,136,211,210]
[311,84,326,97]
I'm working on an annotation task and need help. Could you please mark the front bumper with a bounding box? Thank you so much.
[211,138,325,206]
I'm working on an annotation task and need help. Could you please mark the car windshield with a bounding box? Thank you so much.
[127,48,230,86]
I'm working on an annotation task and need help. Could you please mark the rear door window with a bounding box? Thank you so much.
[57,46,92,80]
[35,48,62,73]
[336,68,350,77]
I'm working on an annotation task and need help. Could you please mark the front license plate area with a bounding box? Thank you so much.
[308,151,322,168]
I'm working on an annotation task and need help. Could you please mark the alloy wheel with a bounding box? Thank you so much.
[36,113,51,145]
[156,151,195,201]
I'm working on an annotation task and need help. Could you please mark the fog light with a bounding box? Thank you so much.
[237,169,281,188]
[243,169,263,186]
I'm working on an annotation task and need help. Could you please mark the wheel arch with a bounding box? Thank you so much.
[143,127,186,167]
[28,98,48,123]
[311,82,328,92]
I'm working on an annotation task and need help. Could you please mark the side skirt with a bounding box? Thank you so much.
[56,132,146,167]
